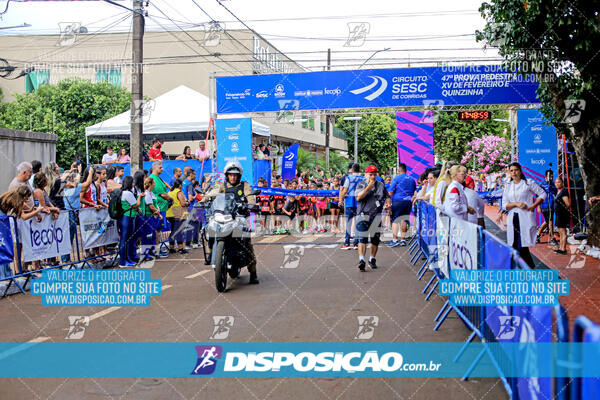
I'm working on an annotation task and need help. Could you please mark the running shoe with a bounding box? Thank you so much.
[341,244,352,250]
[400,240,407,247]
[368,258,378,269]
[353,245,359,250]
[554,249,567,255]
[191,243,200,249]
[550,238,559,246]
[387,240,399,248]
[178,249,189,254]
[358,260,366,271]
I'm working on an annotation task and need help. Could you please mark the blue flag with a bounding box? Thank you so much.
[281,144,298,182]
[0,216,14,265]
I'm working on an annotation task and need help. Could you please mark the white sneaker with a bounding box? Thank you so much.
[185,246,192,250]
[191,243,200,249]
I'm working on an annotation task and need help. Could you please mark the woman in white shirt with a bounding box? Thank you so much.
[463,178,486,228]
[443,165,475,220]
[501,162,546,268]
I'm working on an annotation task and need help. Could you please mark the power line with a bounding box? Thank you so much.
[213,10,480,22]
[148,2,243,73]
[11,56,504,68]
[19,12,130,68]
[187,0,269,71]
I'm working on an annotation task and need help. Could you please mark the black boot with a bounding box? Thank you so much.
[249,272,260,284]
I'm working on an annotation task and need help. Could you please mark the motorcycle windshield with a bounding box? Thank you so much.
[211,193,236,214]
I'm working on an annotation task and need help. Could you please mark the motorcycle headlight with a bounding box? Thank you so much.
[214,213,233,223]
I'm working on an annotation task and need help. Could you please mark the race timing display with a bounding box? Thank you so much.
[457,111,491,120]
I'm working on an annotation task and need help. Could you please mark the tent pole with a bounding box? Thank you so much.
[85,135,89,164]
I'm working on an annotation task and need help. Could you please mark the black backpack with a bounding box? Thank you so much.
[108,189,124,219]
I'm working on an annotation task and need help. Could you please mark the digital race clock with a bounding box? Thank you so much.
[457,111,491,121]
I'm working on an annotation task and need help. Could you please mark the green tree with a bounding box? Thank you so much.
[434,110,509,162]
[477,1,600,245]
[295,147,348,179]
[0,79,131,167]
[336,110,396,173]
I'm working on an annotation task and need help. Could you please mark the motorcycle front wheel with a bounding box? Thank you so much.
[214,241,228,292]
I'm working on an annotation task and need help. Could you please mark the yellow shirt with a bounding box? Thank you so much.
[166,189,184,219]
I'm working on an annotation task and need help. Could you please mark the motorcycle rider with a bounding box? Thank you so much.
[204,161,259,284]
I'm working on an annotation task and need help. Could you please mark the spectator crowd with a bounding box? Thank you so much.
[1,139,597,278]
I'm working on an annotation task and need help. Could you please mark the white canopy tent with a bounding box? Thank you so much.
[84,85,269,162]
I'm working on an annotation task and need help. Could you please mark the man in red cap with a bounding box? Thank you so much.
[355,165,391,271]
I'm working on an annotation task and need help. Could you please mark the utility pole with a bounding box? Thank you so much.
[130,0,144,173]
[325,48,331,170]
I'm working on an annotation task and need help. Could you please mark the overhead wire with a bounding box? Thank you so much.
[187,0,270,71]
[148,2,243,73]
[19,12,130,66]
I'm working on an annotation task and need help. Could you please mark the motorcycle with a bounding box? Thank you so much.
[200,190,261,292]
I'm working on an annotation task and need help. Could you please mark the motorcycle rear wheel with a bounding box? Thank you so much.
[214,241,227,292]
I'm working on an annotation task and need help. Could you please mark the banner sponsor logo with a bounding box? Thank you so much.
[19,213,71,262]
[274,84,285,97]
[350,75,388,101]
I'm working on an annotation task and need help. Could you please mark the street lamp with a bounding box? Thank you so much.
[343,116,362,164]
[358,47,391,69]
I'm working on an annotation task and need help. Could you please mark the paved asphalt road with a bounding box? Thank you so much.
[0,234,507,400]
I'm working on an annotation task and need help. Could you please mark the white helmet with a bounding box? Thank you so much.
[224,160,243,176]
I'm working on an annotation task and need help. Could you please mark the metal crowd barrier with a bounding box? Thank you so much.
[412,200,597,400]
[0,208,178,298]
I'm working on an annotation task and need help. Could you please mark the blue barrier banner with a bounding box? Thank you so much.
[583,322,600,399]
[0,342,598,377]
[0,216,14,265]
[216,65,540,114]
[253,159,271,186]
[425,203,437,247]
[251,187,339,197]
[419,202,430,257]
[281,143,298,181]
[517,109,558,183]
[216,118,253,183]
[483,231,515,342]
[514,306,553,400]
[114,160,214,182]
